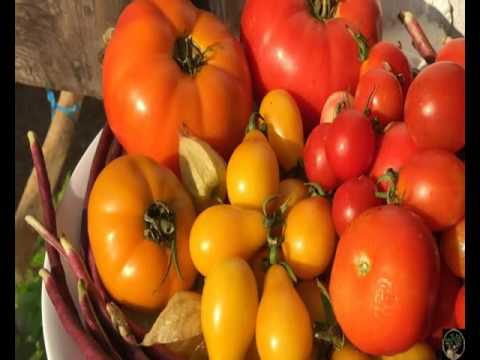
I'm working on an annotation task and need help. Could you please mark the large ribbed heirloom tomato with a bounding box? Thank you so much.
[103,0,253,173]
[241,0,382,132]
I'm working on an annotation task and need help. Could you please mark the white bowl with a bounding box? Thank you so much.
[42,1,464,358]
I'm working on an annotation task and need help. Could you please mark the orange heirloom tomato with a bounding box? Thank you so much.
[189,204,266,276]
[88,155,197,312]
[381,342,436,360]
[103,0,253,174]
[297,280,327,323]
[226,130,280,209]
[259,89,304,171]
[331,343,374,360]
[201,257,258,360]
[256,265,313,360]
[283,197,336,279]
[440,218,465,278]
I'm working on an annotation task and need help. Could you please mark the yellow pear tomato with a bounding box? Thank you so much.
[381,342,436,360]
[189,204,266,276]
[259,89,304,171]
[331,342,375,360]
[201,257,258,360]
[256,264,313,360]
[283,197,336,279]
[226,130,279,209]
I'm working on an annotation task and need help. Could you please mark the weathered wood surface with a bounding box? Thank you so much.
[15,0,130,99]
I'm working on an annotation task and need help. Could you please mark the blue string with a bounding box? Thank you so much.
[46,89,80,121]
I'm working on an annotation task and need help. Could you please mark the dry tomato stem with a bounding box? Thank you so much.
[398,11,437,64]
[246,111,268,136]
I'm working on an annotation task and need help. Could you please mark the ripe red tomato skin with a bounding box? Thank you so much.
[455,286,465,329]
[329,205,440,356]
[304,123,339,192]
[427,260,462,349]
[404,61,465,152]
[436,38,465,68]
[361,41,413,95]
[397,149,465,232]
[332,176,382,236]
[240,0,382,133]
[354,68,404,127]
[370,122,418,191]
[325,109,376,182]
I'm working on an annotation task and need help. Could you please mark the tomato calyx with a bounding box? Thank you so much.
[305,182,331,199]
[307,0,339,22]
[362,86,384,135]
[313,279,345,351]
[246,112,268,136]
[173,36,212,76]
[144,201,183,281]
[346,25,369,62]
[375,168,401,205]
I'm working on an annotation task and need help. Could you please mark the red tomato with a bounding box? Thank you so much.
[326,109,376,182]
[330,205,440,356]
[455,286,465,329]
[428,260,462,349]
[436,38,465,68]
[332,176,382,236]
[103,0,253,174]
[241,0,382,132]
[370,122,418,191]
[304,124,339,192]
[320,91,354,124]
[361,41,413,95]
[354,68,403,127]
[397,149,465,232]
[404,62,465,152]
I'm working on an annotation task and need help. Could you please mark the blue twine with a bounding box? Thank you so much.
[46,89,80,121]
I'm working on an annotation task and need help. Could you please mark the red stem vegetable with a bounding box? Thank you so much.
[78,279,122,360]
[39,269,111,360]
[398,11,437,64]
[27,131,78,318]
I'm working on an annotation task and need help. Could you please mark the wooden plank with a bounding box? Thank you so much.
[15,0,130,99]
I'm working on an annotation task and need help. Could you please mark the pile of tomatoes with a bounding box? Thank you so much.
[93,0,465,359]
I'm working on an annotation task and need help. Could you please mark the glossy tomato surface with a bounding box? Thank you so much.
[397,150,465,231]
[436,38,465,68]
[360,41,412,95]
[103,0,252,173]
[332,175,382,236]
[326,109,376,182]
[354,68,403,127]
[330,205,440,356]
[241,0,382,132]
[370,122,418,191]
[440,218,465,279]
[404,61,465,152]
[455,285,465,329]
[304,123,339,192]
[88,155,197,311]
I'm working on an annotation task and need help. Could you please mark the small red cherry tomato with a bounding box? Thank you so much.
[326,109,376,182]
[354,68,404,127]
[304,123,339,192]
[436,38,465,68]
[397,149,465,232]
[370,122,418,191]
[332,176,382,236]
[404,61,465,152]
[320,91,354,124]
[361,41,413,95]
